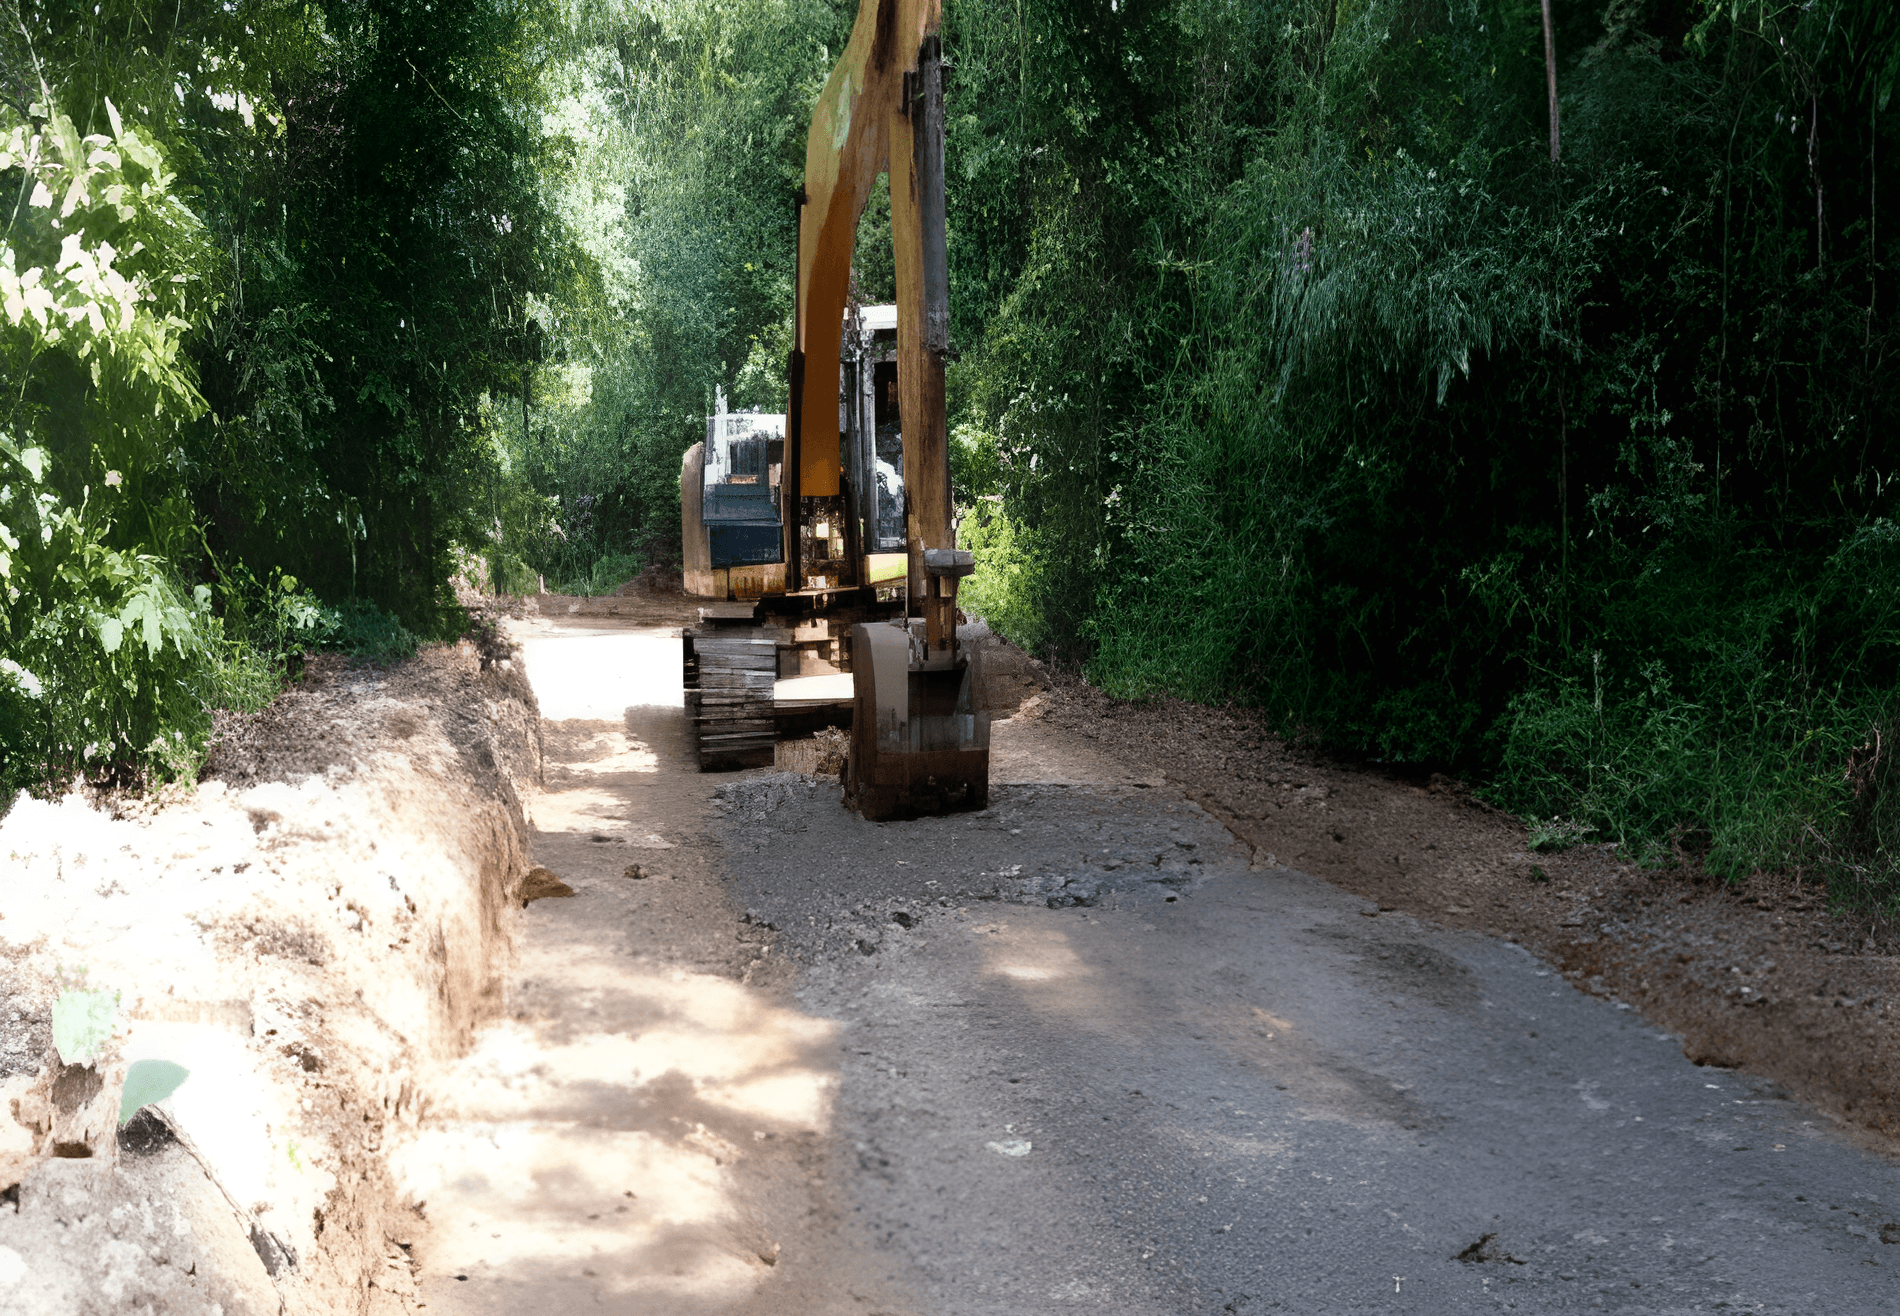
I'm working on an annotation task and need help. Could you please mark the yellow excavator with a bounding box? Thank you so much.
[679,0,987,818]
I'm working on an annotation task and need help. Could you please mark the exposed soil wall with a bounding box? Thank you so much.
[0,638,542,1314]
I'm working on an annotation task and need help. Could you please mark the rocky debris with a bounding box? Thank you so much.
[518,867,577,904]
[712,775,1238,972]
[0,1152,283,1315]
[0,976,50,1084]
[811,727,849,776]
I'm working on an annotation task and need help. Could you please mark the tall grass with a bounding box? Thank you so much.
[547,551,646,597]
[1493,527,1900,907]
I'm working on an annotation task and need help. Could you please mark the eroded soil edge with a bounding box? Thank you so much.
[0,637,542,1314]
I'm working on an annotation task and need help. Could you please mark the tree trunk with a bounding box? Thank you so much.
[1541,0,1560,162]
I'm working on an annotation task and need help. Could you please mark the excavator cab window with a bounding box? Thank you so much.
[873,360,899,429]
[727,434,769,483]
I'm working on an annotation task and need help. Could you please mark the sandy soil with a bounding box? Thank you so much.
[516,564,705,630]
[0,637,542,1314]
[1036,674,1900,1149]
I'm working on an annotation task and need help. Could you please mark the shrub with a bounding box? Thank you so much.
[313,599,421,667]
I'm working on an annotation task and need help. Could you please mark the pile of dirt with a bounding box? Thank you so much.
[503,562,704,628]
[961,617,1053,717]
[1038,672,1900,1147]
[0,636,543,1314]
[206,643,543,838]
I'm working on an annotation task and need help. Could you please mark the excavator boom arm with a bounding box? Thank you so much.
[790,0,950,621]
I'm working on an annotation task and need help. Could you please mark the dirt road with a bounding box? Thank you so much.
[408,620,1900,1314]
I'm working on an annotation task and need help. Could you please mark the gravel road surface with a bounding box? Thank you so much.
[414,622,1900,1315]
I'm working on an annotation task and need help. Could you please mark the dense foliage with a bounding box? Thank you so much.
[0,0,548,790]
[176,0,550,629]
[5,0,1896,906]
[942,0,1900,899]
[483,0,850,592]
[0,78,242,789]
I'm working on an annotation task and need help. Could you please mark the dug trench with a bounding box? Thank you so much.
[0,634,542,1313]
[2,607,1897,1314]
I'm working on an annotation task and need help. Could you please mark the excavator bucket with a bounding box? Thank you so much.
[843,619,988,819]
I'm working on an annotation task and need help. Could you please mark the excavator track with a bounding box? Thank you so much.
[682,625,781,770]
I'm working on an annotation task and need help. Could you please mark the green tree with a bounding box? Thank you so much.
[0,0,560,790]
[179,0,553,631]
[944,0,1900,896]
[488,0,850,590]
[0,83,241,789]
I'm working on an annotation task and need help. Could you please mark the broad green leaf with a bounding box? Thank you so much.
[118,128,161,174]
[52,988,119,1066]
[119,1058,189,1125]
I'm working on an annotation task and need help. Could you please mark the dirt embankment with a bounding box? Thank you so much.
[0,635,542,1314]
[1036,675,1900,1148]
[514,563,703,629]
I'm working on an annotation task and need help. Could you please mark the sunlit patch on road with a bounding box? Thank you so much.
[516,629,684,720]
[392,621,853,1311]
[551,730,663,778]
[393,947,839,1307]
[982,925,1092,990]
